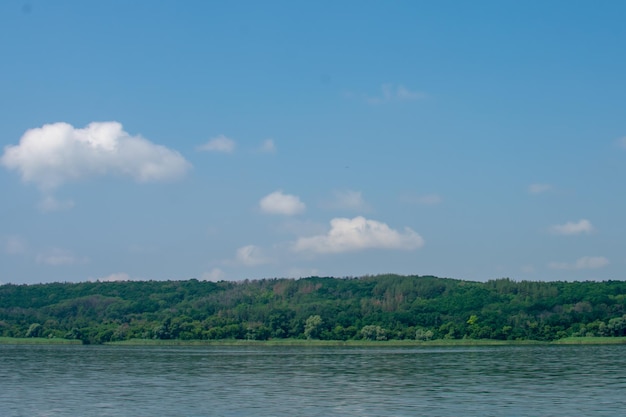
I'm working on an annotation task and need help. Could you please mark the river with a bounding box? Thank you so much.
[1,344,624,416]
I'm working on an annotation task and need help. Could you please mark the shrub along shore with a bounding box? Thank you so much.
[1,336,625,347]
[1,274,625,345]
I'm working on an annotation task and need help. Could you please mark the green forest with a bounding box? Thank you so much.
[1,274,626,345]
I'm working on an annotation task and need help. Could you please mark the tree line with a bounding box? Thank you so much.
[1,274,626,344]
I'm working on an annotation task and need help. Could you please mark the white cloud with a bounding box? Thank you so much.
[528,183,552,194]
[259,190,306,216]
[4,236,27,255]
[549,219,594,235]
[236,245,269,266]
[324,190,370,211]
[36,248,87,266]
[293,216,424,254]
[617,137,626,148]
[97,272,131,282]
[259,139,276,153]
[365,84,425,104]
[38,195,75,212]
[197,134,236,153]
[88,272,146,282]
[548,256,609,270]
[200,268,225,281]
[1,122,191,190]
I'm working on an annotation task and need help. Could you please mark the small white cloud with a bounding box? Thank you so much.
[197,134,236,153]
[259,139,276,153]
[616,137,626,149]
[259,190,306,216]
[36,248,87,266]
[288,267,320,278]
[236,245,269,266]
[365,84,425,104]
[88,272,145,282]
[521,265,535,273]
[528,183,552,194]
[98,272,131,282]
[323,190,370,211]
[550,219,594,235]
[548,256,609,270]
[38,195,75,212]
[4,236,27,255]
[293,216,424,254]
[200,268,225,281]
[1,121,191,190]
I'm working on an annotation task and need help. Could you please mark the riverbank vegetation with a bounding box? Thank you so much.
[1,274,625,345]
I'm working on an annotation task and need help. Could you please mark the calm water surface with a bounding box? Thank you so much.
[1,344,625,416]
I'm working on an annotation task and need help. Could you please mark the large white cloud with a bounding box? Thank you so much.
[1,121,191,189]
[259,190,306,215]
[548,256,609,270]
[293,216,424,254]
[550,219,594,235]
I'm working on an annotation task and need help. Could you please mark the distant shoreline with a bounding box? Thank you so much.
[2,336,625,347]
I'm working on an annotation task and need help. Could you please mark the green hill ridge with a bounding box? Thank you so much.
[1,274,625,344]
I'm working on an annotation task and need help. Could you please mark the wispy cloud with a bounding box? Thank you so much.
[549,219,594,235]
[548,256,609,270]
[293,216,424,254]
[36,248,88,266]
[259,190,306,216]
[38,195,75,212]
[197,134,236,153]
[528,183,552,194]
[236,245,270,266]
[322,190,371,211]
[616,137,626,149]
[4,236,27,255]
[365,84,425,104]
[1,122,190,190]
[259,139,276,153]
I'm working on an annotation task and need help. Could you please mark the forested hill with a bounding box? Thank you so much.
[1,275,626,344]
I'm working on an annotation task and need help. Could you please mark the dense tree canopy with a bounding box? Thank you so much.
[1,275,625,344]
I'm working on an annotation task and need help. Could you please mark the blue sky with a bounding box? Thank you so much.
[1,1,625,284]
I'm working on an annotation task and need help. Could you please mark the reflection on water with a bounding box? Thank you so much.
[1,344,625,416]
